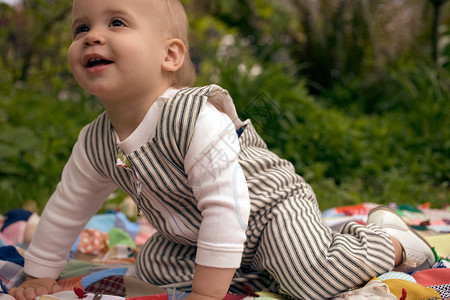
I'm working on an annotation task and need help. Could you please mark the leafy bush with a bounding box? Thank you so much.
[0,83,101,213]
[210,59,449,210]
[1,58,448,213]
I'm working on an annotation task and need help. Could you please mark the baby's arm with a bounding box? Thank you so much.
[185,101,251,298]
[188,265,236,300]
[9,127,116,300]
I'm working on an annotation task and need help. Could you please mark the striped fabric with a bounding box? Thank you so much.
[84,85,395,299]
[0,261,25,293]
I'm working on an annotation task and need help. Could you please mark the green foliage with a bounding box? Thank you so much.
[438,24,450,68]
[0,1,72,89]
[1,0,449,214]
[0,83,101,213]
[210,60,449,210]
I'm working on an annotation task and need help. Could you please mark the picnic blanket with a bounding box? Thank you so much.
[1,202,449,299]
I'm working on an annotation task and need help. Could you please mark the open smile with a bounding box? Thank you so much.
[83,54,113,73]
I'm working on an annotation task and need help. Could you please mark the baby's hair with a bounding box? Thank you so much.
[164,0,196,87]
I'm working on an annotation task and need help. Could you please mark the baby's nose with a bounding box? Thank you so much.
[84,31,105,47]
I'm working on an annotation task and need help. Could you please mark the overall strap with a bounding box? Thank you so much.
[84,112,135,196]
[154,85,215,170]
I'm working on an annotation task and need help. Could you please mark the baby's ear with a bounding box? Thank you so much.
[162,38,186,72]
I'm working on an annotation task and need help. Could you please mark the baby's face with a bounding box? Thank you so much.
[68,0,171,100]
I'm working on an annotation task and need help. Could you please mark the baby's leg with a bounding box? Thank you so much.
[252,196,395,299]
[137,232,281,295]
[136,233,196,290]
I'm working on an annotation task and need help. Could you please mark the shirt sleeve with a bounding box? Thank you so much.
[185,102,250,269]
[24,126,117,279]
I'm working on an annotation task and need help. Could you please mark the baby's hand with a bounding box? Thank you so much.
[8,277,61,300]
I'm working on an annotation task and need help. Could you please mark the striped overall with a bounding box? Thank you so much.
[84,85,394,299]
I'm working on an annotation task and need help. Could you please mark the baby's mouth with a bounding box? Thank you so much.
[86,58,113,68]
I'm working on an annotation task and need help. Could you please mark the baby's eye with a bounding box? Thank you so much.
[74,24,89,35]
[110,19,125,27]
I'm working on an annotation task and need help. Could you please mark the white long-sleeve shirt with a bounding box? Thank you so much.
[24,87,251,278]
